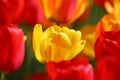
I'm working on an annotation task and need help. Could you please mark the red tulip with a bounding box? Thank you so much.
[16,0,55,27]
[47,58,94,80]
[95,57,120,80]
[17,0,45,25]
[95,31,120,80]
[0,24,25,73]
[0,0,24,25]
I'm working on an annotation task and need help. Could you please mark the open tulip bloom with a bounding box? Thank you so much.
[33,24,86,63]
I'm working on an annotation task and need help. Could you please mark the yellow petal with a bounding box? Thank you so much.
[113,0,120,21]
[35,48,45,63]
[44,25,61,35]
[33,24,43,50]
[70,40,86,59]
[105,1,114,13]
[62,28,82,44]
[53,45,70,62]
[52,32,72,48]
[33,24,44,62]
[40,38,53,63]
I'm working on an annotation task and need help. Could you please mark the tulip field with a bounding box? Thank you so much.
[0,0,120,80]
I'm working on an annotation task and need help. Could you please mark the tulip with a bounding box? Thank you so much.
[79,25,96,60]
[17,0,54,26]
[95,31,120,80]
[94,0,120,16]
[37,0,89,26]
[96,15,120,37]
[46,57,94,80]
[23,0,44,25]
[96,0,120,37]
[0,24,25,73]
[32,24,86,63]
[0,0,24,25]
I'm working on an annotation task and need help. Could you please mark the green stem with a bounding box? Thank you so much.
[1,73,5,80]
[25,29,33,74]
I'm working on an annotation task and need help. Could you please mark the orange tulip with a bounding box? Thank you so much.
[37,0,89,26]
[94,0,120,15]
[96,0,120,36]
[96,15,120,38]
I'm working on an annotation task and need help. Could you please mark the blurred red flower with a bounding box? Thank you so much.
[46,58,94,80]
[94,0,109,7]
[22,0,44,25]
[94,0,113,8]
[0,0,24,25]
[16,0,54,27]
[95,31,120,80]
[0,24,25,73]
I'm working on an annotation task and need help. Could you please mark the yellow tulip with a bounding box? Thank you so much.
[33,24,86,63]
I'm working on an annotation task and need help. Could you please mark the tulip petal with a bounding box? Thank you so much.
[56,0,77,22]
[69,0,88,23]
[46,58,94,80]
[39,0,56,18]
[52,32,72,48]
[70,40,86,59]
[33,24,44,62]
